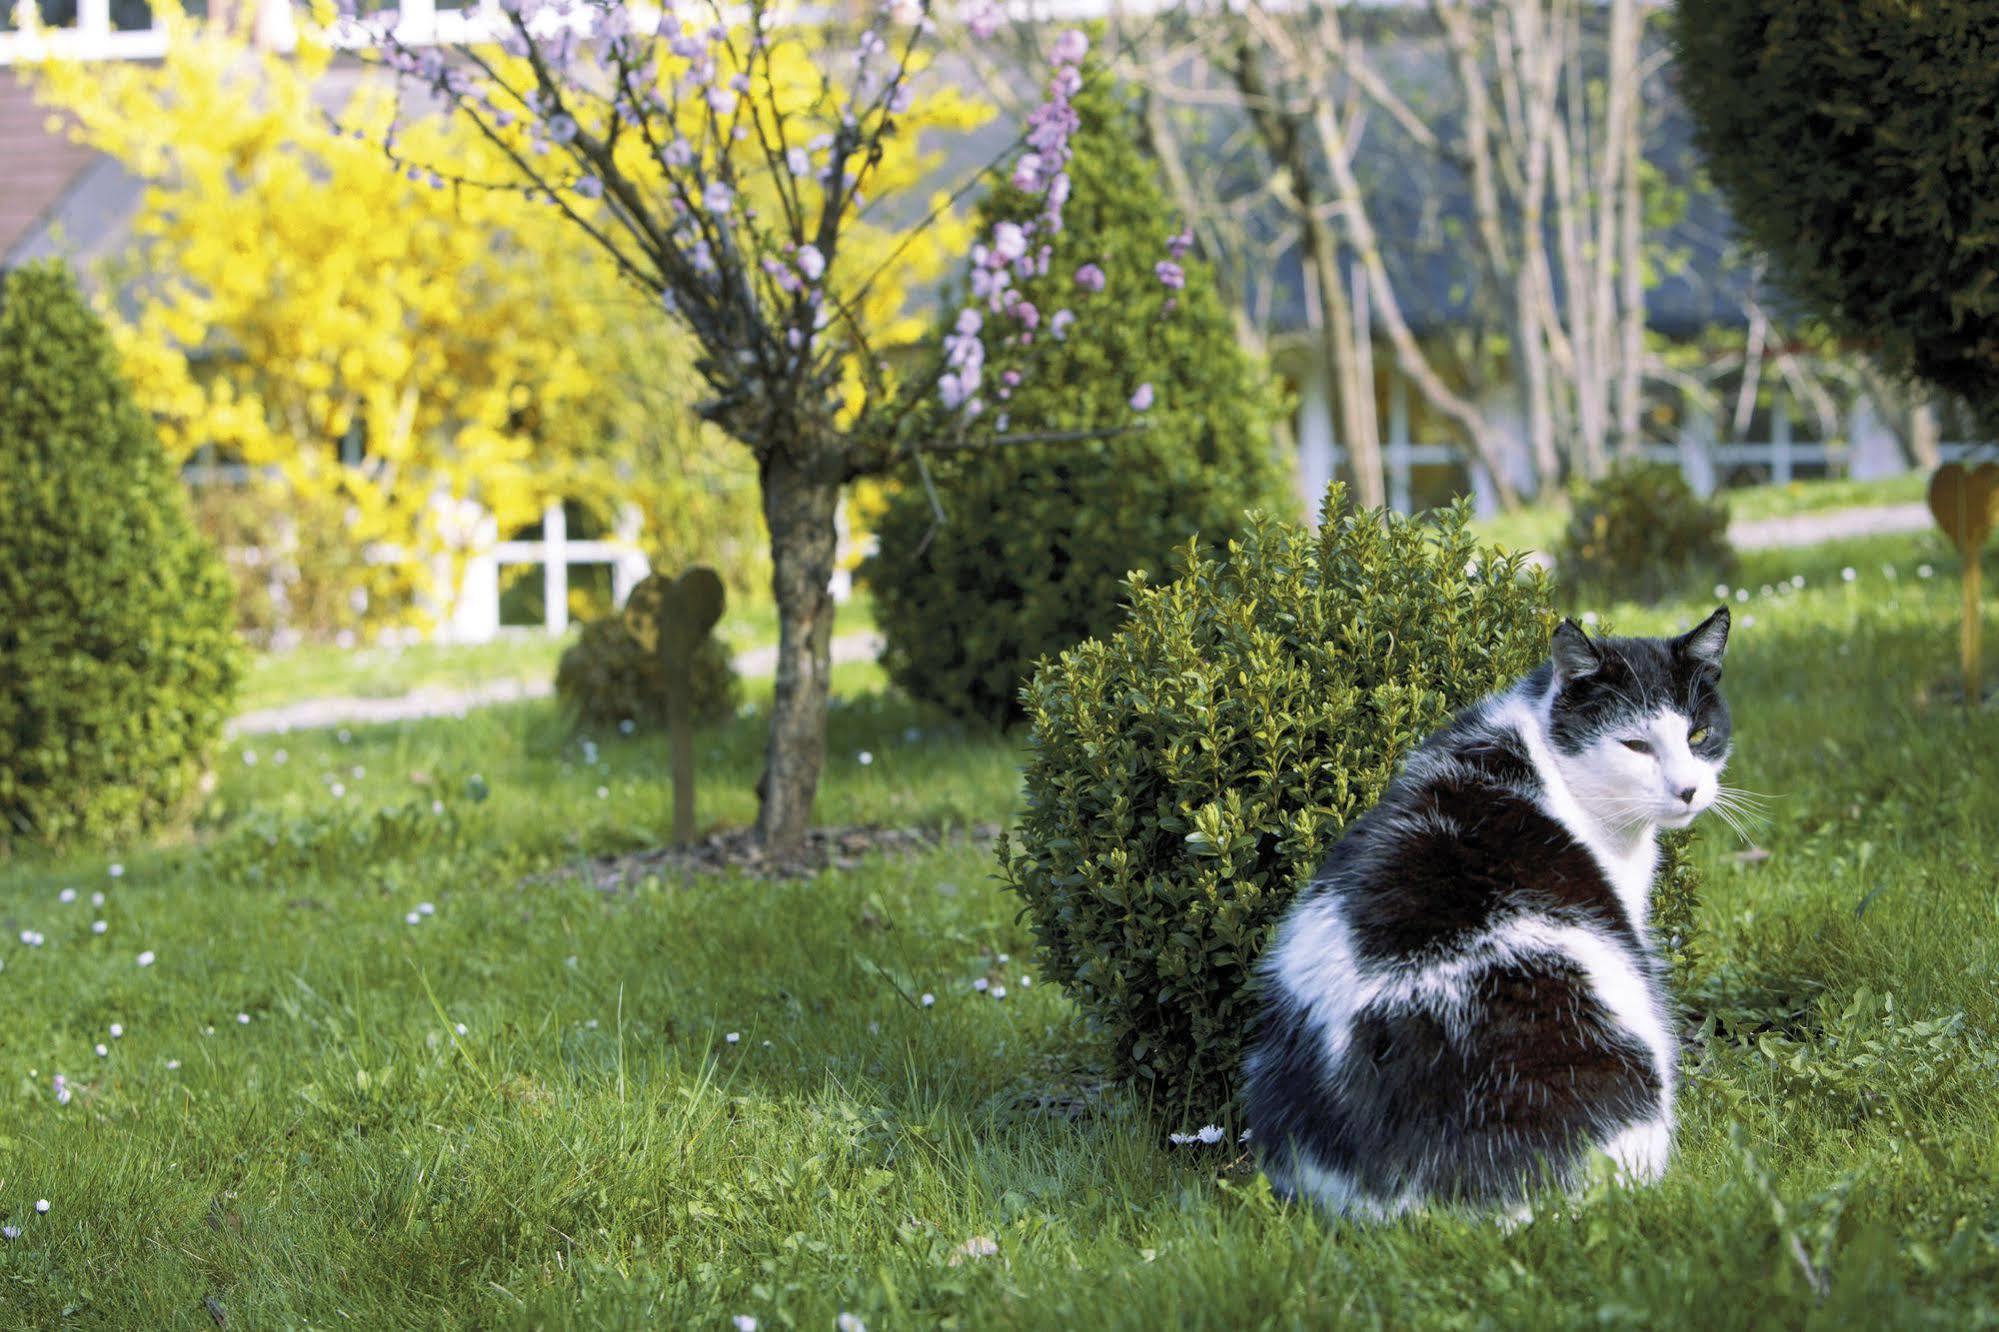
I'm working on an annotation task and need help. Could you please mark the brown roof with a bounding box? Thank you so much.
[0,69,100,264]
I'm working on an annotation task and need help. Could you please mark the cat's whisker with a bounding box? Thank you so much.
[1711,793,1772,829]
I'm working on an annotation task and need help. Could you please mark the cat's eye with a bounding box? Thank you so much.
[1621,739,1653,755]
[1688,726,1710,746]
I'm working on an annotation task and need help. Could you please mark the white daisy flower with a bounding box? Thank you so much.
[137,950,155,967]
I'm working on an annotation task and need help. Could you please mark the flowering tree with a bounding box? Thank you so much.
[346,0,1174,854]
[26,20,778,640]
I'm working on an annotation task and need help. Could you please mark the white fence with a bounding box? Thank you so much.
[448,500,651,643]
[1305,373,1990,517]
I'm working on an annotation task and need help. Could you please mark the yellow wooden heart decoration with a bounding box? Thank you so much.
[1927,461,1999,554]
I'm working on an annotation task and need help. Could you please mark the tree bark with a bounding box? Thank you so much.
[755,450,841,858]
[1230,26,1389,511]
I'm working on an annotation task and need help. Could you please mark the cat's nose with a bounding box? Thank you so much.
[1677,786,1697,805]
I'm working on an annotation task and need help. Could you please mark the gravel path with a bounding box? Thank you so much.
[228,631,885,736]
[1726,501,1931,550]
[232,500,1933,736]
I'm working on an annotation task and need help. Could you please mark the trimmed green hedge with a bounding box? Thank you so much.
[1003,492,1554,1121]
[1557,460,1735,606]
[0,261,241,850]
[554,615,738,734]
[865,78,1291,728]
[1675,0,1999,423]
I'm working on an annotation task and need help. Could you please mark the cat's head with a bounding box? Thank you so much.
[1544,607,1731,830]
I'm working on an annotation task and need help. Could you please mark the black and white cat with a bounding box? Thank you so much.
[1243,607,1733,1219]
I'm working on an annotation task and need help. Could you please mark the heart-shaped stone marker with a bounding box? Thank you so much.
[621,567,726,844]
[1927,461,1999,704]
[1928,461,1999,554]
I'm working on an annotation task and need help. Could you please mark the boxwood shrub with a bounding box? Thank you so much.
[1002,490,1557,1122]
[1557,459,1734,606]
[554,614,738,734]
[0,261,241,851]
[864,77,1290,728]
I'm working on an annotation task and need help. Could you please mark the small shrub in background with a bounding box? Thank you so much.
[554,616,738,734]
[1557,460,1734,606]
[0,261,241,851]
[1002,491,1554,1123]
[864,77,1291,728]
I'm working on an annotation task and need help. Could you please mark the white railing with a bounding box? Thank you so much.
[479,499,649,640]
[1311,373,1992,516]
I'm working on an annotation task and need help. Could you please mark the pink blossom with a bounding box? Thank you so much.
[796,244,826,282]
[1049,308,1076,340]
[701,180,734,214]
[991,221,1028,264]
[1130,383,1155,411]
[1155,260,1185,290]
[1074,263,1106,293]
[1052,29,1089,64]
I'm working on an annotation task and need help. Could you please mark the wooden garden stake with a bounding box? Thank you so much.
[623,567,726,843]
[1926,462,1999,703]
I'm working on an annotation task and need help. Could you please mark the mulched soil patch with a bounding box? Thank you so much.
[541,821,1003,890]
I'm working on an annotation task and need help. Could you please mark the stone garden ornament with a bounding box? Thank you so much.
[624,568,726,845]
[1927,462,1999,703]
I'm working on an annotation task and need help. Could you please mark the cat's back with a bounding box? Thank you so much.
[1311,692,1637,966]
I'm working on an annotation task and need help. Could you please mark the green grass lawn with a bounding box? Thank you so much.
[239,589,879,713]
[6,529,1999,1327]
[1472,471,1932,559]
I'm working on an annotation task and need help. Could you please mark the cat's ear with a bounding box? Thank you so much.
[1674,606,1730,670]
[1550,618,1603,685]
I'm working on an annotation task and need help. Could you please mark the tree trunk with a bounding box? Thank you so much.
[1307,221,1388,511]
[1909,399,1942,468]
[756,452,841,858]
